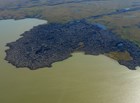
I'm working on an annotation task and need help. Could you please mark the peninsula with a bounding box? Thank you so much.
[5,20,140,70]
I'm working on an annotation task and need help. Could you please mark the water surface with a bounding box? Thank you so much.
[1,19,140,103]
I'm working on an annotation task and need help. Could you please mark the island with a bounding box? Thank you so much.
[5,20,140,70]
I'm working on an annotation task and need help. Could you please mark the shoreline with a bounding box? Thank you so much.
[4,19,140,70]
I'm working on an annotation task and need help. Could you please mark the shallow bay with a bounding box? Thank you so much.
[1,19,140,103]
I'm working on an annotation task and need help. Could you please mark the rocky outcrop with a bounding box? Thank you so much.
[5,20,140,70]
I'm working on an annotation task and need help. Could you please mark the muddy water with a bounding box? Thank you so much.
[0,19,140,103]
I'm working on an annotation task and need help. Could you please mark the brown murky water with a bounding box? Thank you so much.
[1,19,140,103]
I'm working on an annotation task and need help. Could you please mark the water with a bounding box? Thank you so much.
[94,23,107,30]
[1,19,140,103]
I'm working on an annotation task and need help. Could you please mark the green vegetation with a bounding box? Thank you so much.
[0,0,138,22]
[87,10,140,46]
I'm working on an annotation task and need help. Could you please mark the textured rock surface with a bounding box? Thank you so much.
[5,20,140,70]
